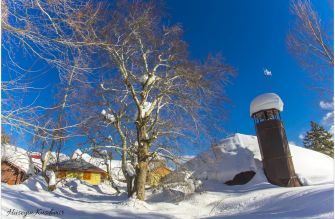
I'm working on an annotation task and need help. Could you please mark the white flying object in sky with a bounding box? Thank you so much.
[263,68,272,76]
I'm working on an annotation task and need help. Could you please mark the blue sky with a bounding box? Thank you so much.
[166,0,334,149]
[3,0,333,155]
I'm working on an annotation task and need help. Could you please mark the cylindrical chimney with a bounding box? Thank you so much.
[250,93,301,187]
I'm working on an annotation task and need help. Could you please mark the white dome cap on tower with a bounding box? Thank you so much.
[250,93,284,117]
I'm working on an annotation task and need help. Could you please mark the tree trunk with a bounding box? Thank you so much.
[126,176,135,197]
[135,141,149,200]
[105,160,121,194]
[119,136,135,197]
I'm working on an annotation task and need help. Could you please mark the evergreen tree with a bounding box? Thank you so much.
[303,121,334,157]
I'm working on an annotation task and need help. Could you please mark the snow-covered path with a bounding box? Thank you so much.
[2,178,333,219]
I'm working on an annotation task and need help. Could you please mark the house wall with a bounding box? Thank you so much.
[1,161,26,185]
[147,167,172,187]
[55,170,102,185]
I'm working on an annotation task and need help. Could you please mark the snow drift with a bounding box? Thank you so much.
[185,133,333,186]
[1,134,333,219]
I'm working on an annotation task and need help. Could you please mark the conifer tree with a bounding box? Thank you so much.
[303,121,334,157]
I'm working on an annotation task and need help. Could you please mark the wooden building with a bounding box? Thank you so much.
[1,144,32,185]
[48,159,108,185]
[1,160,28,185]
[147,166,172,187]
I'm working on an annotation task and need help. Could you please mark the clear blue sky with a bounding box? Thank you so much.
[166,0,333,150]
[3,0,333,155]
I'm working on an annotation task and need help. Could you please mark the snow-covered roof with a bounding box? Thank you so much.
[184,133,333,186]
[71,148,124,180]
[42,151,69,162]
[48,159,107,173]
[250,93,284,116]
[1,144,34,174]
[72,149,91,160]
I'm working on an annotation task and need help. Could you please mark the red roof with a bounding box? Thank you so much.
[30,154,41,159]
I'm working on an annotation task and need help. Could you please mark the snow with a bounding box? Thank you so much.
[139,74,157,85]
[71,149,124,180]
[1,144,34,174]
[101,109,106,116]
[42,151,70,166]
[106,114,115,122]
[71,149,91,161]
[139,74,149,84]
[185,134,263,183]
[1,134,333,218]
[140,101,152,118]
[101,109,116,123]
[289,144,334,185]
[177,155,196,164]
[185,133,333,186]
[2,175,333,218]
[125,163,136,177]
[250,93,284,116]
[46,170,56,186]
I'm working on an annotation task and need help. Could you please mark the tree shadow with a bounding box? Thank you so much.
[2,189,174,218]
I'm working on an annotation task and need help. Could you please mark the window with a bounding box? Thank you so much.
[253,109,281,124]
[83,172,91,180]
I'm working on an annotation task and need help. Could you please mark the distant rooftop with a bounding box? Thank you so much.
[47,159,106,174]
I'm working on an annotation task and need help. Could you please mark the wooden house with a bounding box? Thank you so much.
[147,166,172,187]
[1,144,33,185]
[1,160,28,185]
[146,158,172,186]
[47,159,108,185]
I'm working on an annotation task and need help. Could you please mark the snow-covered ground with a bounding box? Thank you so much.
[2,134,333,218]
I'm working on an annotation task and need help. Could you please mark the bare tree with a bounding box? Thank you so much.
[77,1,235,200]
[287,0,334,77]
[2,0,100,178]
[73,75,138,196]
[3,1,235,200]
[287,0,333,128]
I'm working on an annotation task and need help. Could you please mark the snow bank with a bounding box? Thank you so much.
[290,145,334,185]
[185,134,265,184]
[185,134,333,186]
[2,174,332,219]
[250,93,283,116]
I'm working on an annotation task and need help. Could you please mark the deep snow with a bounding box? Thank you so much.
[185,133,333,186]
[1,134,333,218]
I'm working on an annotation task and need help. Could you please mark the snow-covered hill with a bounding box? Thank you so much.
[1,134,333,218]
